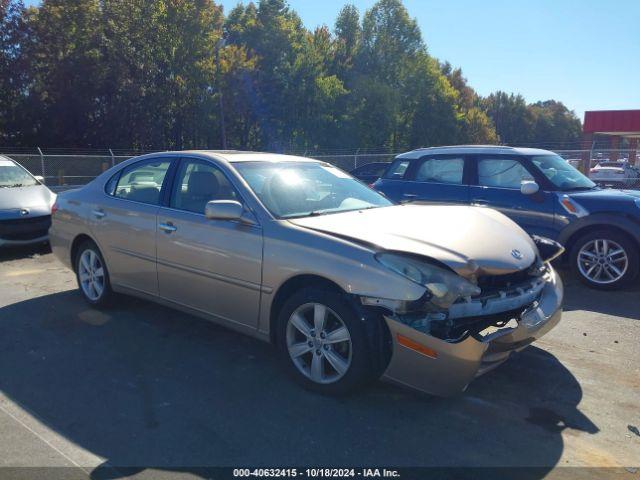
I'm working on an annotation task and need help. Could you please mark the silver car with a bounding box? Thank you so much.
[50,151,563,396]
[0,155,56,248]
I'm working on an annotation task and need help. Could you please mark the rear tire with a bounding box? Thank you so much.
[275,287,384,395]
[570,229,639,290]
[75,240,113,307]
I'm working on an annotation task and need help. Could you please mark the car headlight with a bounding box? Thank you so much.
[375,252,481,309]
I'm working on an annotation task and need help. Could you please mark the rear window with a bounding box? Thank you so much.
[383,159,410,179]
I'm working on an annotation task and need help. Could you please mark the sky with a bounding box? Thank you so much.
[26,0,640,120]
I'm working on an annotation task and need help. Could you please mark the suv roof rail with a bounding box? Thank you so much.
[411,145,515,152]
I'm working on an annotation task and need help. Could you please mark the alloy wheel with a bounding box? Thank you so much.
[286,302,352,384]
[577,239,629,285]
[78,249,105,301]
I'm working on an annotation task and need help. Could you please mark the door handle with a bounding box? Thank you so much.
[92,209,105,219]
[471,199,489,207]
[159,222,177,233]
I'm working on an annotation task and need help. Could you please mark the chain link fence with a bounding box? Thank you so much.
[2,147,639,191]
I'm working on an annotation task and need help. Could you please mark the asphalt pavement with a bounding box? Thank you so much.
[0,245,638,479]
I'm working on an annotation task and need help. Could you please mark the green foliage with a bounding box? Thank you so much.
[0,0,581,152]
[482,92,581,147]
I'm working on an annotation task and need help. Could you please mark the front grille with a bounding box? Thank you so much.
[0,215,51,241]
[476,261,543,295]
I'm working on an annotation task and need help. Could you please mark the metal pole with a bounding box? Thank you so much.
[589,139,596,171]
[37,147,45,183]
[216,38,227,150]
[109,148,115,167]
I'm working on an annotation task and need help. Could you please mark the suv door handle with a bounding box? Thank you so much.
[471,199,488,207]
[92,209,105,219]
[159,222,177,233]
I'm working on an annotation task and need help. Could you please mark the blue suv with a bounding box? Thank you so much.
[373,146,640,290]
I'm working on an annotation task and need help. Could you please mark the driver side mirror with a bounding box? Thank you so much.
[205,200,244,221]
[521,181,540,195]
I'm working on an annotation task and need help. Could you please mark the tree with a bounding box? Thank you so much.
[22,0,103,146]
[0,0,27,145]
[0,0,581,152]
[482,91,535,144]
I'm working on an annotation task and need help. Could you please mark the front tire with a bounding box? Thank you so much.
[75,240,113,307]
[570,230,639,290]
[276,287,382,395]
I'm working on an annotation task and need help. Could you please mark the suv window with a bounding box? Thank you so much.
[170,159,239,214]
[383,159,410,179]
[478,158,533,189]
[415,157,464,184]
[113,159,172,204]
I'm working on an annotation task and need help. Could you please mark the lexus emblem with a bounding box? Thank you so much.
[20,208,30,216]
[511,249,524,260]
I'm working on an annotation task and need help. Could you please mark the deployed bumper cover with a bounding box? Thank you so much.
[381,267,563,396]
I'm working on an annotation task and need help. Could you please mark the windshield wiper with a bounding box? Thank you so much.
[0,183,25,188]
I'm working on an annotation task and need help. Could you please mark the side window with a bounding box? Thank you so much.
[170,160,239,214]
[384,159,410,179]
[478,158,533,189]
[415,157,464,184]
[105,172,120,196]
[113,159,172,205]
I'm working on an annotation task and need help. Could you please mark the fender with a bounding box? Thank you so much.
[558,212,640,246]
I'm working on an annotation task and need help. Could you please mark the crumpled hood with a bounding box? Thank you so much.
[0,185,55,218]
[289,204,538,277]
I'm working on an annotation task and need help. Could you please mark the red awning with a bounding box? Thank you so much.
[584,110,640,134]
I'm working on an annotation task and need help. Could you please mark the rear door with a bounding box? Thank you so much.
[400,154,470,205]
[92,157,174,295]
[468,155,557,238]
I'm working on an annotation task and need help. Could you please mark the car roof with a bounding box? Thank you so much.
[396,145,556,159]
[178,150,319,164]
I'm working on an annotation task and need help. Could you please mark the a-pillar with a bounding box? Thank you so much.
[610,135,620,162]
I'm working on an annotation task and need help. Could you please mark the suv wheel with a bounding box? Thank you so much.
[75,241,113,306]
[276,287,382,395]
[571,230,639,290]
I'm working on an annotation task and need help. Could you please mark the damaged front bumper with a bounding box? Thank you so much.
[380,265,563,396]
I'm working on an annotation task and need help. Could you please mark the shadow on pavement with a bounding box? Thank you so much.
[0,242,51,262]
[557,268,640,320]
[0,289,597,478]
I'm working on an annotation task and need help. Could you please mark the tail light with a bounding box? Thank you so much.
[51,202,59,215]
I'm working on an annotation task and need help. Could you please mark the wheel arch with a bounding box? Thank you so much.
[269,274,345,345]
[564,223,640,256]
[70,233,100,273]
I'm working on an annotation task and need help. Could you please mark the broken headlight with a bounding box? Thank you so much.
[531,235,565,263]
[375,252,481,309]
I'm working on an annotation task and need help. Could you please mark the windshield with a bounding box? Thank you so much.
[234,161,393,218]
[0,159,38,188]
[531,155,596,191]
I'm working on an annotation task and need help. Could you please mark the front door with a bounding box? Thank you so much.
[156,158,263,329]
[92,157,173,295]
[469,156,557,238]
